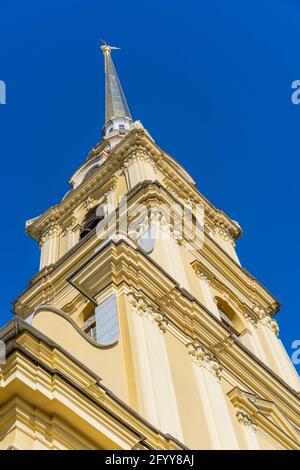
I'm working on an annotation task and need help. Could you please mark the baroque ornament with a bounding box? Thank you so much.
[187,342,222,378]
[128,293,167,333]
[253,305,279,336]
[236,410,257,432]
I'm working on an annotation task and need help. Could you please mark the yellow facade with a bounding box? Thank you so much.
[0,46,299,450]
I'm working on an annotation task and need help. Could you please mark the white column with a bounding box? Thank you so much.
[123,154,156,190]
[127,294,183,440]
[240,317,270,366]
[257,314,300,390]
[66,223,76,251]
[39,236,50,270]
[195,271,221,320]
[163,233,190,291]
[45,224,60,265]
[188,343,239,449]
[105,185,117,214]
[39,224,59,268]
[214,228,241,265]
[143,318,183,441]
[236,411,260,450]
[126,305,160,427]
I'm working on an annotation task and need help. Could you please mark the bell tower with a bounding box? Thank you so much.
[1,44,299,451]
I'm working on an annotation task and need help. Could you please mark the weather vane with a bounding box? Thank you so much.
[100,39,121,54]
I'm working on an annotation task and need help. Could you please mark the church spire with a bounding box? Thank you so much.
[100,42,133,138]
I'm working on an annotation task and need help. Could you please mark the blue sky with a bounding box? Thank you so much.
[0,0,299,372]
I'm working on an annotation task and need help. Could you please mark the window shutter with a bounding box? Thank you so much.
[95,293,119,346]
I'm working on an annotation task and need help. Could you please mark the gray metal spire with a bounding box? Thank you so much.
[100,43,133,140]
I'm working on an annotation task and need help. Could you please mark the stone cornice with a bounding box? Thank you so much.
[9,237,300,432]
[26,127,241,244]
[0,335,186,450]
[227,387,300,449]
[16,182,279,319]
[62,242,299,420]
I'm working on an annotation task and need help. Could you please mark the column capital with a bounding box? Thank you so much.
[187,342,222,378]
[194,269,212,284]
[236,410,258,432]
[83,196,96,211]
[128,293,168,333]
[258,311,280,337]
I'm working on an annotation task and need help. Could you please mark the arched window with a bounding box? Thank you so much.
[80,206,105,240]
[216,299,242,336]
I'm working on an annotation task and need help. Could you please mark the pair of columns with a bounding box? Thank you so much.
[126,292,260,449]
[39,187,117,269]
[195,270,299,392]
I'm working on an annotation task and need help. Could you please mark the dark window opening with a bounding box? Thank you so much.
[80,206,105,240]
[217,304,240,337]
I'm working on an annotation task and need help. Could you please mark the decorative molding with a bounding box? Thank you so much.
[40,223,60,245]
[261,315,280,337]
[123,151,157,172]
[128,293,167,333]
[104,183,117,197]
[128,209,183,244]
[214,225,235,246]
[83,196,97,211]
[253,305,280,336]
[194,269,212,284]
[236,410,258,432]
[187,342,222,378]
[212,336,235,353]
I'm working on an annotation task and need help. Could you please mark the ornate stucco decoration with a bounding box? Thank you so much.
[236,410,258,432]
[128,209,183,245]
[122,151,157,173]
[127,293,168,333]
[187,342,222,378]
[253,305,280,336]
[194,269,212,285]
[212,336,235,353]
[83,196,96,211]
[39,222,60,247]
[104,183,117,197]
[214,224,235,247]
